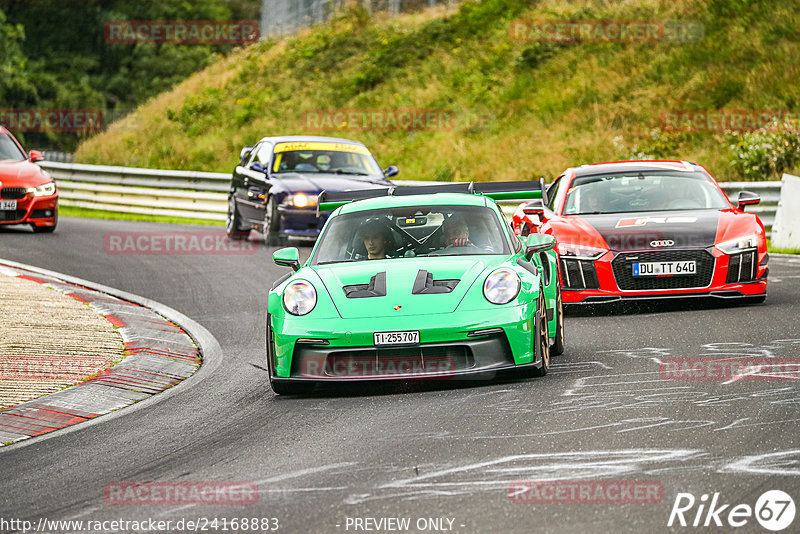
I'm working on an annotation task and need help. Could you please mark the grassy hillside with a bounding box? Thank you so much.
[75,0,800,181]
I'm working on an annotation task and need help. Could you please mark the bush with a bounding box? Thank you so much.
[729,124,800,180]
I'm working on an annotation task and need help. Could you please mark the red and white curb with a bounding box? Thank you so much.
[0,262,207,446]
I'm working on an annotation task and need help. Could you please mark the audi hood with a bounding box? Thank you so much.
[557,209,732,252]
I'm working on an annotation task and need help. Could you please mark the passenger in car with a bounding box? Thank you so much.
[442,215,472,248]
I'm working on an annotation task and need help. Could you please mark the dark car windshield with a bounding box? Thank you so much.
[272,141,383,177]
[563,171,730,215]
[312,205,510,265]
[0,134,26,161]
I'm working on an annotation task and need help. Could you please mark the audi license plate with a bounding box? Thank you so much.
[0,200,17,210]
[374,331,420,346]
[633,261,696,276]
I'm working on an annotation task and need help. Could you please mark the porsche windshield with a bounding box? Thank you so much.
[0,134,26,161]
[272,142,383,177]
[312,205,510,265]
[563,171,730,215]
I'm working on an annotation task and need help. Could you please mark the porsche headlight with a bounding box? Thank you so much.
[483,268,521,305]
[282,280,317,316]
[28,182,56,197]
[557,242,607,260]
[716,234,758,255]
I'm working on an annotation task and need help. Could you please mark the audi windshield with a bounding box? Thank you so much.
[563,171,730,215]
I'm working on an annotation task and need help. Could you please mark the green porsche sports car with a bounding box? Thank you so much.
[266,182,564,394]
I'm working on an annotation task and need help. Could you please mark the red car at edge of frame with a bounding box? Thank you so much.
[0,126,58,233]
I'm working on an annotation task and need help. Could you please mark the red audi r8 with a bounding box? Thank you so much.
[512,161,767,304]
[0,127,57,233]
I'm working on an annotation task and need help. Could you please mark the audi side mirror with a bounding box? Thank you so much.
[383,166,399,178]
[273,247,300,271]
[737,191,760,210]
[29,150,45,163]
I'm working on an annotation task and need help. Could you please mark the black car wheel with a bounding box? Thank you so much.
[226,196,249,240]
[551,283,565,356]
[263,196,284,246]
[266,313,314,395]
[519,288,550,378]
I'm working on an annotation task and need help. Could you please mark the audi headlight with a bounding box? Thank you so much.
[28,182,56,197]
[557,242,606,259]
[716,234,758,255]
[483,268,521,305]
[282,280,317,316]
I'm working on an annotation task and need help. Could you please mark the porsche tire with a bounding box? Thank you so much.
[520,288,550,378]
[266,314,313,395]
[551,283,565,356]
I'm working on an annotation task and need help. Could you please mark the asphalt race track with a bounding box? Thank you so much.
[1,217,799,533]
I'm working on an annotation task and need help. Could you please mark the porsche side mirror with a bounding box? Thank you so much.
[525,234,556,260]
[273,247,300,271]
[737,190,760,210]
[240,146,254,166]
[383,166,399,178]
[29,150,45,163]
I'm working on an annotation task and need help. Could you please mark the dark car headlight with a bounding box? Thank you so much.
[483,268,521,305]
[283,194,318,208]
[283,280,317,315]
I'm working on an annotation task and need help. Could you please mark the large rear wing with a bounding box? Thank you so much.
[318,180,547,213]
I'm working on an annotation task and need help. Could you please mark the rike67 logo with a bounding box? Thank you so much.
[668,490,795,531]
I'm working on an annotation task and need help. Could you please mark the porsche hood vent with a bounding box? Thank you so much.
[411,270,460,295]
[343,270,461,298]
[343,272,386,298]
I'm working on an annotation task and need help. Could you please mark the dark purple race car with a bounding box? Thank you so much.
[227,136,398,245]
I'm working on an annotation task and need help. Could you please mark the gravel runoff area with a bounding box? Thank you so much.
[0,271,125,410]
[0,263,201,446]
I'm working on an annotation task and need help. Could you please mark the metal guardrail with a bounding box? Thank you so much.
[38,161,781,232]
[40,162,230,221]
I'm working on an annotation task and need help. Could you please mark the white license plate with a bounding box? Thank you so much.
[633,260,696,276]
[373,331,420,346]
[0,200,16,210]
